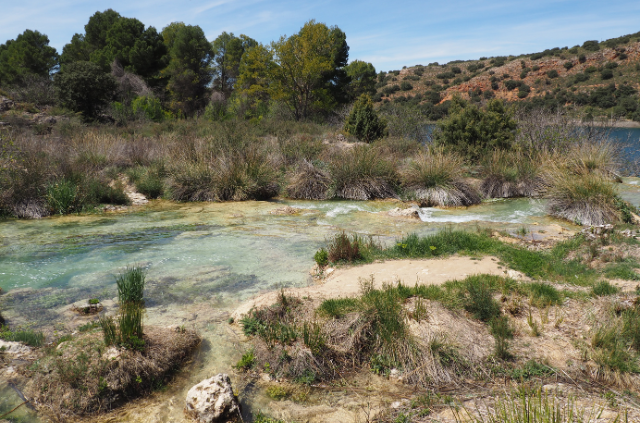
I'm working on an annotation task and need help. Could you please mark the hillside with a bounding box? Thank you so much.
[376,33,640,121]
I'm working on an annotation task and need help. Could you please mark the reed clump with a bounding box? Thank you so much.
[401,148,480,207]
[285,160,331,200]
[547,173,620,226]
[481,150,547,198]
[329,145,398,200]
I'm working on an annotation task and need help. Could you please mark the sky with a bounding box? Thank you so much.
[1,0,640,72]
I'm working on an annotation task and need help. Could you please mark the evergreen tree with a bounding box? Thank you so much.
[162,23,213,116]
[54,61,116,117]
[211,32,257,97]
[0,30,59,85]
[344,94,386,142]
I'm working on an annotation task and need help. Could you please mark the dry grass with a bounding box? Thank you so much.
[24,326,200,420]
[481,150,547,198]
[285,161,331,200]
[402,148,480,207]
[547,173,620,226]
[329,145,398,200]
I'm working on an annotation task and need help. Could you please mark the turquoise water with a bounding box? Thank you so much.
[0,183,639,422]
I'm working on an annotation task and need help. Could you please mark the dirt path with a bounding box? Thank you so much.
[232,256,524,319]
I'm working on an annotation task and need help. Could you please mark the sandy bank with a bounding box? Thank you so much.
[233,255,524,319]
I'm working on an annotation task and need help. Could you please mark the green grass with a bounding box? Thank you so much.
[235,349,256,371]
[519,282,564,307]
[317,297,359,318]
[116,266,146,305]
[592,281,620,296]
[325,228,599,286]
[0,325,45,347]
[591,307,640,374]
[604,262,640,281]
[454,387,615,423]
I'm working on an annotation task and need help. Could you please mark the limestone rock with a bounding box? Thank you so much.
[185,373,240,423]
[270,206,298,215]
[387,206,420,219]
[0,97,14,112]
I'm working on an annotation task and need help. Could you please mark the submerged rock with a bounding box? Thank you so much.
[387,206,420,219]
[184,373,240,423]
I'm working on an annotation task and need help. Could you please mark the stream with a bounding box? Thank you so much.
[1,179,639,422]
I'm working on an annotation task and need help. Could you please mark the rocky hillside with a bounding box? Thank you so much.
[376,32,640,120]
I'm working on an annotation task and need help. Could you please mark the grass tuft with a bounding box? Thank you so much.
[401,148,480,207]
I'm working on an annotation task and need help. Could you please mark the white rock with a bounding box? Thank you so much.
[0,340,32,356]
[387,207,420,219]
[184,373,240,423]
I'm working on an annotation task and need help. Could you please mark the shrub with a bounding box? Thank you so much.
[585,66,597,73]
[563,61,574,70]
[574,72,589,82]
[235,349,256,371]
[54,61,117,118]
[434,98,517,161]
[400,81,413,91]
[401,148,480,207]
[131,96,164,122]
[327,232,362,263]
[578,54,587,63]
[582,40,600,51]
[546,70,559,79]
[344,94,386,143]
[604,62,619,69]
[329,145,397,200]
[314,248,329,266]
[601,69,614,80]
[504,80,521,91]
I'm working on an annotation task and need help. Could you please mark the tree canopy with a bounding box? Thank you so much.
[345,60,377,100]
[60,9,166,81]
[211,32,257,98]
[0,30,59,85]
[162,23,213,116]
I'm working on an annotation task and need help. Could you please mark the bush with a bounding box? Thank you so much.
[582,40,600,51]
[54,61,117,118]
[344,94,386,143]
[327,232,362,263]
[585,66,597,73]
[286,161,330,200]
[601,69,614,80]
[574,72,589,82]
[131,96,165,122]
[400,81,413,91]
[546,70,559,79]
[314,248,328,266]
[563,61,574,70]
[235,349,256,371]
[481,150,545,198]
[464,277,502,322]
[435,98,517,161]
[504,80,521,91]
[578,54,586,63]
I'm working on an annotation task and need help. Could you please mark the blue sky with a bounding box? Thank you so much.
[1,0,640,72]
